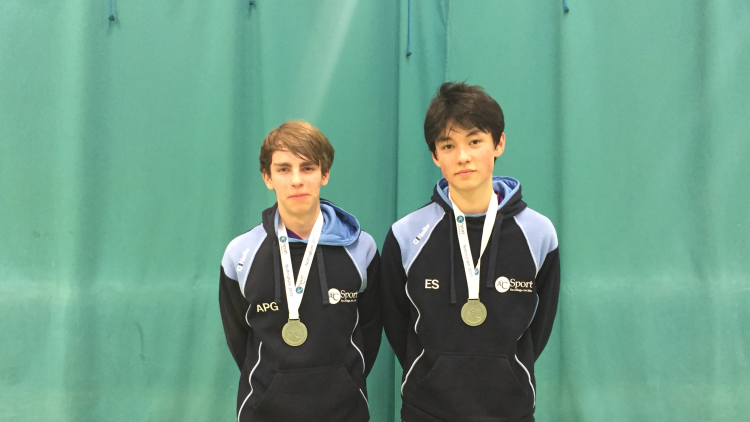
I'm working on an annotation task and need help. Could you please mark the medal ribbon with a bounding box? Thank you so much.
[277,211,324,320]
[450,190,498,300]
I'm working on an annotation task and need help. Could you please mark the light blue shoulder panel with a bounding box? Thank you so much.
[513,208,558,275]
[344,231,377,293]
[391,202,446,275]
[221,224,268,296]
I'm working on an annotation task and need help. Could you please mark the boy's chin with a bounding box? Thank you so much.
[282,199,318,215]
[447,177,485,193]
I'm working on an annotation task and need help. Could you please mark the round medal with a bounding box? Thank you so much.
[461,299,487,326]
[282,319,308,346]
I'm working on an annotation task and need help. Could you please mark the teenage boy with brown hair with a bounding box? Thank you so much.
[381,83,560,422]
[219,121,381,421]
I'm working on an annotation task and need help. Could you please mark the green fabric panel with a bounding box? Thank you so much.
[0,1,399,421]
[555,1,750,420]
[396,0,447,218]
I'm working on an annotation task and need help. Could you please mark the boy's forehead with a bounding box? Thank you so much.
[439,123,484,140]
[271,149,315,165]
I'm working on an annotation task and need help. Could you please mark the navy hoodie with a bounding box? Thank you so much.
[219,200,381,422]
[381,177,560,422]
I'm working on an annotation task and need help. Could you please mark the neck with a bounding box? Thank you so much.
[449,179,495,215]
[278,201,321,239]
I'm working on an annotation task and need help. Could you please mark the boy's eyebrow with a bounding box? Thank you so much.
[272,160,318,167]
[437,128,483,143]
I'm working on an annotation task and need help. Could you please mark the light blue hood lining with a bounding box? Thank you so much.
[436,176,520,217]
[273,200,361,247]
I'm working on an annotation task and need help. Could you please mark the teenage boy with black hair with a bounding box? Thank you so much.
[381,82,560,422]
[219,121,381,422]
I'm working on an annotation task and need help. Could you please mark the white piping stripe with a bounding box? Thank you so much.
[400,349,424,396]
[513,215,540,275]
[515,354,535,408]
[237,392,253,422]
[344,246,366,292]
[237,393,250,422]
[350,310,369,408]
[245,305,252,327]
[237,342,263,422]
[528,294,539,330]
[239,235,266,297]
[350,310,366,373]
[405,212,445,275]
[404,282,420,334]
[518,294,540,341]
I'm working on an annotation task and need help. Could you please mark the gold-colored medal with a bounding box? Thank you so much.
[282,319,308,346]
[461,299,487,326]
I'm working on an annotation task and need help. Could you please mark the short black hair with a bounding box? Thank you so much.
[424,82,505,157]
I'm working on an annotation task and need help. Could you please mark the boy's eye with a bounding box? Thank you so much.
[471,139,480,144]
[442,144,453,150]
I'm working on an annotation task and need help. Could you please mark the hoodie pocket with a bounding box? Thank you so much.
[253,364,367,421]
[413,354,529,418]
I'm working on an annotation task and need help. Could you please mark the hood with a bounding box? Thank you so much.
[431,176,528,305]
[262,199,361,247]
[432,176,527,218]
[261,199,359,306]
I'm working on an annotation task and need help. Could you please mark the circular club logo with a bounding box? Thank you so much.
[279,236,288,243]
[295,286,303,294]
[495,276,510,293]
[328,288,341,304]
[456,216,465,223]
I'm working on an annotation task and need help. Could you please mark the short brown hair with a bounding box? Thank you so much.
[259,121,335,175]
[424,82,505,157]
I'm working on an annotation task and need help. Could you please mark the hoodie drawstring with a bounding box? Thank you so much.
[485,214,504,288]
[449,214,457,305]
[272,239,282,304]
[316,247,329,305]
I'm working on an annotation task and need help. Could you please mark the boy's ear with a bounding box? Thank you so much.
[494,133,506,158]
[262,171,274,190]
[321,170,330,186]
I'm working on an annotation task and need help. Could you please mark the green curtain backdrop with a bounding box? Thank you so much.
[1,1,748,421]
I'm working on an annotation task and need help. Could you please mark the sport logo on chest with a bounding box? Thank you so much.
[495,276,534,293]
[328,288,357,304]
